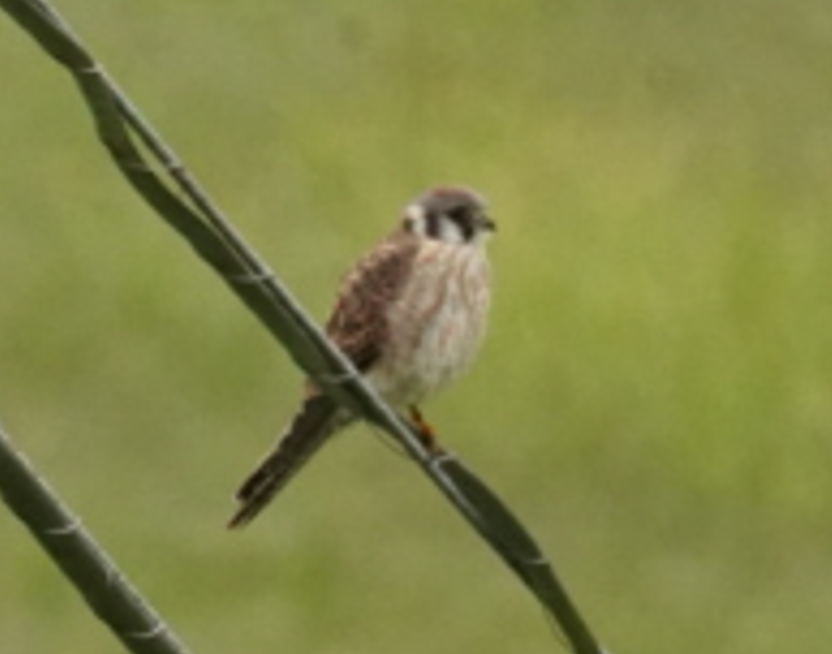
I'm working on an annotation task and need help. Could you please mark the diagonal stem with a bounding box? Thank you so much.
[0,423,193,654]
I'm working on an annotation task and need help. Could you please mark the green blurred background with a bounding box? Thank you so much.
[2,1,832,652]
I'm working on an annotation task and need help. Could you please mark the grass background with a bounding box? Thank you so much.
[2,1,832,652]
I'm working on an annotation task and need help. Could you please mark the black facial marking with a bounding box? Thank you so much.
[446,206,475,241]
[425,213,442,239]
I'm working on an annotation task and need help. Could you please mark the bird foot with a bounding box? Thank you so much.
[408,406,444,455]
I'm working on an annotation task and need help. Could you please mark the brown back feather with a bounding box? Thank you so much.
[325,230,420,372]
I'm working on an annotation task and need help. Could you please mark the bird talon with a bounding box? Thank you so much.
[408,406,444,454]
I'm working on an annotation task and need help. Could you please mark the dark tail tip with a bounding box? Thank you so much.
[226,510,249,530]
[227,496,264,529]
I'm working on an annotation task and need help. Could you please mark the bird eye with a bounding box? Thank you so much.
[447,206,468,223]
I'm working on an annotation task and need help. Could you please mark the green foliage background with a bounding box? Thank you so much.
[2,1,831,652]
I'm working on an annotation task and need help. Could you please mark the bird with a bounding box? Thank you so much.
[228,186,496,529]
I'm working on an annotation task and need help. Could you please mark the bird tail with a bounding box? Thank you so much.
[228,394,349,529]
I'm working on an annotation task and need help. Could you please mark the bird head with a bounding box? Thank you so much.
[403,186,496,246]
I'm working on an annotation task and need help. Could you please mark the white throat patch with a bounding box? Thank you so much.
[436,215,465,245]
[405,204,428,236]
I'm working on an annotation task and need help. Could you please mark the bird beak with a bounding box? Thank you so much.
[482,215,497,232]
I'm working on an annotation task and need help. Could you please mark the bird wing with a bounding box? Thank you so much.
[228,232,420,528]
[325,231,420,372]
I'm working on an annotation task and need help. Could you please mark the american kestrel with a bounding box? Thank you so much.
[228,186,495,528]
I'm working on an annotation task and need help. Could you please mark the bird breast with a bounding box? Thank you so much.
[370,240,491,407]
